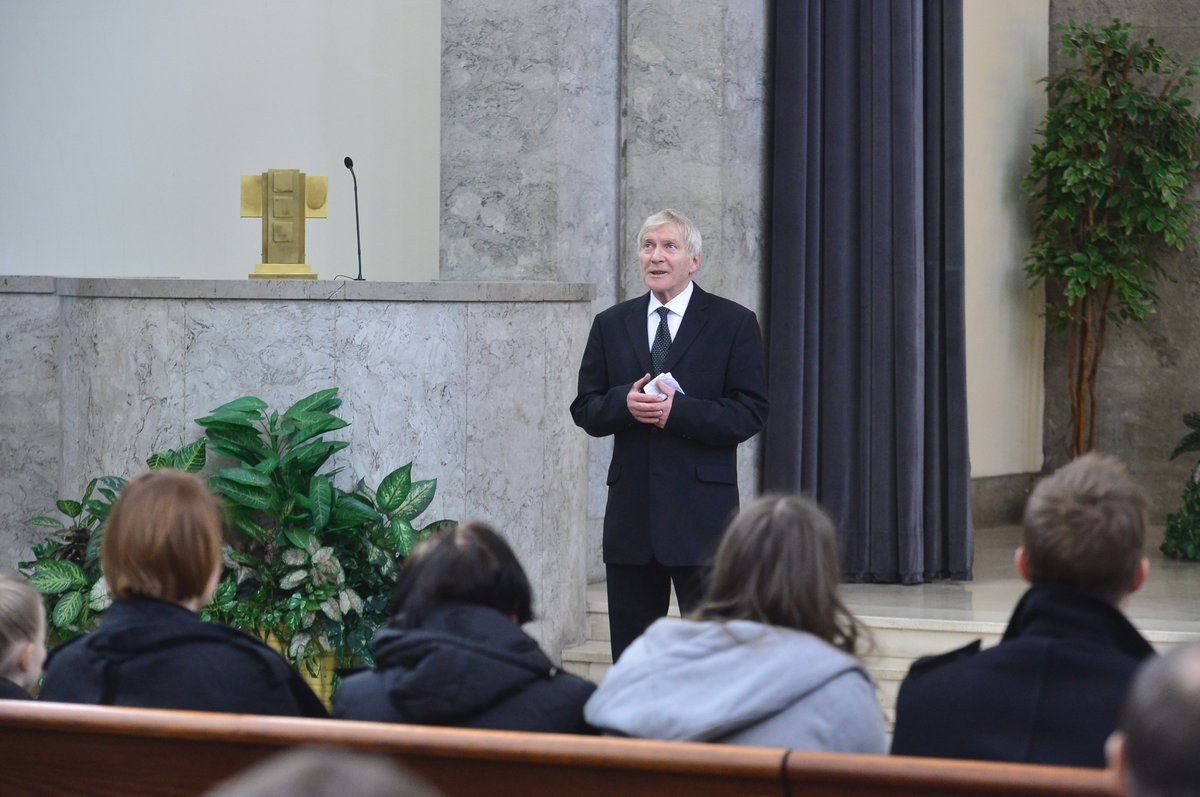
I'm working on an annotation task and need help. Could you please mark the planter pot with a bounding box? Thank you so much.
[263,629,337,710]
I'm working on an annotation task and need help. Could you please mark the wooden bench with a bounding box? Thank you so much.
[0,701,1118,797]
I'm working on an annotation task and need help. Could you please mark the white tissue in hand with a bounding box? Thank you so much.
[644,373,684,401]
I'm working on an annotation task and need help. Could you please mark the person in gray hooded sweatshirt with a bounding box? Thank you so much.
[584,494,886,752]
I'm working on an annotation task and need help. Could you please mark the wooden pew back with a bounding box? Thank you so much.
[0,701,1118,797]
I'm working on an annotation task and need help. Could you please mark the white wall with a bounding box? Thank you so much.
[0,0,440,281]
[963,0,1048,477]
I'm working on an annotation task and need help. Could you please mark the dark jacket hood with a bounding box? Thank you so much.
[81,599,215,655]
[372,603,560,724]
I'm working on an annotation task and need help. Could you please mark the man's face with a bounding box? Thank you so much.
[640,223,699,303]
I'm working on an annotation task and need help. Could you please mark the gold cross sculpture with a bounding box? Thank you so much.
[240,169,328,280]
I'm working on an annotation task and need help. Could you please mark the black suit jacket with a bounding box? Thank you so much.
[571,284,767,566]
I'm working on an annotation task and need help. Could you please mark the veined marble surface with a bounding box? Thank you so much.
[11,278,592,303]
[0,291,60,572]
[439,1,769,579]
[0,278,594,661]
[441,0,620,288]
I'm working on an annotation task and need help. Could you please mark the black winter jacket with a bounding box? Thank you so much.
[0,677,32,700]
[39,599,327,717]
[333,603,595,733]
[890,584,1155,767]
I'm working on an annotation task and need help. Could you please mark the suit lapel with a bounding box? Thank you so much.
[625,293,654,375]
[662,283,710,373]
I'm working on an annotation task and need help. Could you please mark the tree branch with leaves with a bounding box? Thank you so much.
[1024,19,1200,456]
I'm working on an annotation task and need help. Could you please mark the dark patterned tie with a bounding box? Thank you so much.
[651,307,672,375]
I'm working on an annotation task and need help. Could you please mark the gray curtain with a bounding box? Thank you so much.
[764,0,971,583]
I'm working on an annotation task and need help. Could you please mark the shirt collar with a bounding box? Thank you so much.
[648,280,695,318]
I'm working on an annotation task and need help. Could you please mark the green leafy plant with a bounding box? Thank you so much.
[19,388,450,681]
[1162,412,1200,561]
[1023,19,1200,456]
[192,388,453,674]
[146,439,208,473]
[18,441,209,641]
[19,477,123,641]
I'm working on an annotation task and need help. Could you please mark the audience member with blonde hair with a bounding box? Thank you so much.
[39,470,326,716]
[334,521,595,732]
[0,573,46,699]
[584,494,886,751]
[891,453,1155,766]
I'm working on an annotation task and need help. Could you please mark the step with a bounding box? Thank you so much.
[584,585,679,643]
[563,591,1009,732]
[864,656,911,700]
[568,616,1003,682]
[858,616,1004,661]
[560,639,613,684]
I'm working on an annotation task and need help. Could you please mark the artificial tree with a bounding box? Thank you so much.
[1023,19,1200,456]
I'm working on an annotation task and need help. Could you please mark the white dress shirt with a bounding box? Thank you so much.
[647,280,694,350]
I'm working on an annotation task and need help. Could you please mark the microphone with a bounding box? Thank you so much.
[344,156,364,281]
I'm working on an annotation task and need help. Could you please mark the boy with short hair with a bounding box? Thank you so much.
[890,453,1155,767]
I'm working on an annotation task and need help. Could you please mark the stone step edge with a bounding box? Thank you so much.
[566,620,1200,668]
[565,648,927,672]
[561,639,612,665]
[583,602,1009,634]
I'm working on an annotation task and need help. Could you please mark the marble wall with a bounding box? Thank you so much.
[0,277,60,573]
[620,1,771,573]
[441,0,770,579]
[1044,1,1200,518]
[440,0,621,288]
[0,278,594,661]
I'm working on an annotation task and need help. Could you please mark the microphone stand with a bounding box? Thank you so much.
[343,156,364,281]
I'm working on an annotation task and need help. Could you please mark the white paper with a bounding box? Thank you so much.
[644,372,684,401]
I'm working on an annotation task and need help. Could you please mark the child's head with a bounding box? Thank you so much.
[388,522,534,627]
[103,470,224,608]
[1021,453,1147,604]
[0,573,47,691]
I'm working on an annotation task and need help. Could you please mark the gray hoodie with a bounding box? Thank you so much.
[585,617,886,752]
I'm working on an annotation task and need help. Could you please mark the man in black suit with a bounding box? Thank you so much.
[890,453,1155,768]
[571,209,767,661]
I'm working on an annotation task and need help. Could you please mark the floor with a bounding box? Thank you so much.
[839,525,1200,638]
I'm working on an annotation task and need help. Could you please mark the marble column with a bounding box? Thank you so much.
[0,278,60,572]
[440,0,770,580]
[440,0,621,289]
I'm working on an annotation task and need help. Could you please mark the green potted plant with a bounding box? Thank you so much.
[20,477,122,641]
[20,388,450,703]
[1023,18,1200,456]
[190,388,453,688]
[1162,411,1200,561]
[19,441,216,640]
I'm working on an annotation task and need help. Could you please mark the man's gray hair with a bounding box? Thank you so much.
[637,209,702,261]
